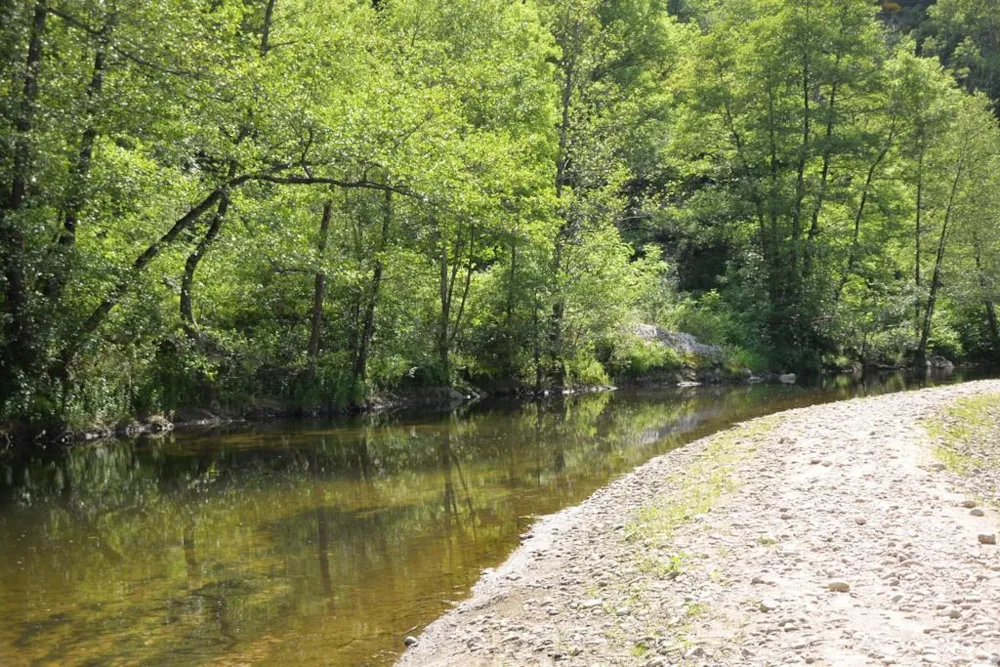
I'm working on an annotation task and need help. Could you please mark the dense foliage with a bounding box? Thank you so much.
[2,0,999,429]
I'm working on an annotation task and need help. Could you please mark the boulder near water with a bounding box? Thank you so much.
[927,355,954,371]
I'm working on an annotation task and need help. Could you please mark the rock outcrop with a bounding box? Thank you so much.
[631,324,724,360]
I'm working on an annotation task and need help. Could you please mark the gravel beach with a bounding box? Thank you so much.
[398,380,1000,667]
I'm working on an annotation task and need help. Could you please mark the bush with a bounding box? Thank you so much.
[723,346,768,373]
[566,351,611,386]
[664,291,740,345]
[609,337,683,378]
[928,316,964,361]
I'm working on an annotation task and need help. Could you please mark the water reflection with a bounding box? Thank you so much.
[0,369,981,665]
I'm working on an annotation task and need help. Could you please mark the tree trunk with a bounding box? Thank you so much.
[985,301,1000,352]
[56,182,246,374]
[3,0,45,215]
[181,191,231,339]
[42,38,108,306]
[916,157,964,367]
[449,226,475,350]
[532,297,543,393]
[914,143,925,333]
[505,234,518,376]
[548,301,566,388]
[434,220,474,382]
[351,190,391,395]
[0,0,47,407]
[260,0,277,57]
[835,129,895,303]
[803,58,841,278]
[763,81,785,334]
[178,0,271,342]
[789,46,812,280]
[307,200,333,365]
[438,229,453,380]
[974,239,1000,351]
[58,27,109,251]
[546,23,579,389]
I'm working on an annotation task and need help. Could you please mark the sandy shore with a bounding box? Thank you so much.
[398,381,1000,666]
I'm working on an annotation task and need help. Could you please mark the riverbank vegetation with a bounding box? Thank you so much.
[2,0,1000,430]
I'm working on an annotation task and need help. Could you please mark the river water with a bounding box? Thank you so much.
[0,370,982,665]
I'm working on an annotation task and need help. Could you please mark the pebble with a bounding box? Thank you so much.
[828,581,851,593]
[978,534,997,545]
[759,598,779,612]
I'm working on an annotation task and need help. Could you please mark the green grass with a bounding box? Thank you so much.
[604,416,778,655]
[924,392,1000,476]
[631,642,649,657]
[686,601,708,618]
[636,550,687,578]
[624,417,778,547]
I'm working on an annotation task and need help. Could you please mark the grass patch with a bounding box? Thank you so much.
[636,550,687,579]
[606,416,778,654]
[686,601,709,618]
[924,392,1000,476]
[624,417,778,547]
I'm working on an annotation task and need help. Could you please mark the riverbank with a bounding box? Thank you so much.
[399,381,1000,666]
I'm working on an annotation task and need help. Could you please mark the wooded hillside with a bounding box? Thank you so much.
[2,0,998,430]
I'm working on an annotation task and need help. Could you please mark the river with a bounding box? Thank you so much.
[0,370,983,665]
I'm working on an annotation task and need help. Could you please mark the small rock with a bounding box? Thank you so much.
[978,534,997,545]
[970,509,985,517]
[581,599,603,610]
[828,581,851,593]
[960,500,978,509]
[855,517,867,526]
[404,636,419,648]
[760,598,779,612]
